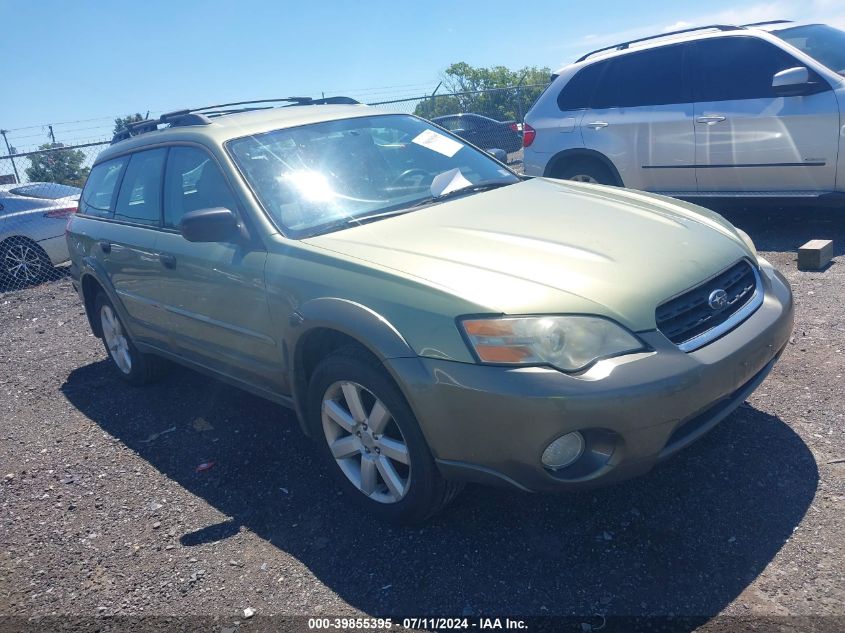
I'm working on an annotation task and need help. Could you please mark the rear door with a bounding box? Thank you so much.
[690,36,839,193]
[152,145,279,391]
[581,44,697,193]
[79,150,172,347]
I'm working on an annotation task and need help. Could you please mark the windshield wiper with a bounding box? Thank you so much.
[343,181,514,225]
[307,180,516,235]
[409,180,515,208]
[344,207,416,226]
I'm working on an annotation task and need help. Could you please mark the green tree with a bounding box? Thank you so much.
[25,143,90,187]
[414,62,552,121]
[113,113,145,136]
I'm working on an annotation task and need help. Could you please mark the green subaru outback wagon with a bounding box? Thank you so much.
[67,97,793,523]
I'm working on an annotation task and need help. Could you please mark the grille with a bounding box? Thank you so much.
[656,260,759,348]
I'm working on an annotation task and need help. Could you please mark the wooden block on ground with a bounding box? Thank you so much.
[797,239,833,271]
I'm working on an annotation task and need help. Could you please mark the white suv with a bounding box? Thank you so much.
[523,21,845,199]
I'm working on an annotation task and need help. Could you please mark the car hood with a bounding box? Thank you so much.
[304,178,752,331]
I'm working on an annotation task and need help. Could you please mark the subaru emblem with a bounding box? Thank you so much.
[708,289,728,311]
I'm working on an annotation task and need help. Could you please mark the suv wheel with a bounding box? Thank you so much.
[307,346,462,523]
[94,291,162,385]
[556,160,618,186]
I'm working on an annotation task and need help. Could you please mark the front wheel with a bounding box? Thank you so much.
[307,347,462,523]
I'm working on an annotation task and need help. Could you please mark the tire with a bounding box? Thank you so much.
[556,160,618,186]
[307,346,462,524]
[0,237,54,289]
[94,291,162,385]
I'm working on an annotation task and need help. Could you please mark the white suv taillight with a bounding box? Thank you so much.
[522,123,536,148]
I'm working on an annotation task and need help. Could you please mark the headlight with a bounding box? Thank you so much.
[736,228,757,254]
[460,315,644,372]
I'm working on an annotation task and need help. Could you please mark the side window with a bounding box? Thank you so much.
[692,37,808,101]
[437,118,462,131]
[163,147,238,229]
[591,45,686,109]
[458,117,477,131]
[557,61,607,110]
[80,157,127,218]
[114,148,166,226]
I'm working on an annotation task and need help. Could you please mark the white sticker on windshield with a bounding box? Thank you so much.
[429,168,473,197]
[412,129,463,157]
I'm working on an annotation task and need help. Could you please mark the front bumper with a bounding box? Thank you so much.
[386,264,794,492]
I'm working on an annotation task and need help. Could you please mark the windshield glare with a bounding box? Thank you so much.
[227,114,518,237]
[773,24,845,75]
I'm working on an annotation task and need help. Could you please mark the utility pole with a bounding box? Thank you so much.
[0,129,21,183]
[515,72,528,126]
[430,81,442,114]
[47,125,56,144]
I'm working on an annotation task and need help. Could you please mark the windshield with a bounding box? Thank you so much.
[773,24,845,75]
[226,114,518,237]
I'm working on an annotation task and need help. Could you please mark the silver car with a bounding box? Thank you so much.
[0,182,80,288]
[523,21,845,200]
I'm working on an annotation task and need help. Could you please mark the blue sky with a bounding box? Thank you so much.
[2,0,844,152]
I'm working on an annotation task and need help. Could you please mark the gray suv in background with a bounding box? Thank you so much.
[523,21,845,200]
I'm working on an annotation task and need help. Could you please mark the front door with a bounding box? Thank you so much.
[153,145,280,392]
[691,36,840,194]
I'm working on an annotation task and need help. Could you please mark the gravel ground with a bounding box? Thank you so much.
[0,205,843,632]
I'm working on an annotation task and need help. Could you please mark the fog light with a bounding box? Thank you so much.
[541,432,585,470]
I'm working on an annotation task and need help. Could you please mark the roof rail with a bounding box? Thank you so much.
[110,96,361,144]
[741,19,793,27]
[575,24,744,62]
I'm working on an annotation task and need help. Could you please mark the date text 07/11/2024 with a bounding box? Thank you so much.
[307,617,528,630]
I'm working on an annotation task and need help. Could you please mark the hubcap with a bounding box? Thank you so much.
[4,243,44,282]
[100,305,132,374]
[569,174,599,184]
[321,381,411,504]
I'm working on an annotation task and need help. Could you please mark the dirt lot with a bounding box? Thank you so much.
[1,205,843,632]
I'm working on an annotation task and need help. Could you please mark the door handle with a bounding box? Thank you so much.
[158,253,177,269]
[585,121,609,130]
[696,115,726,125]
[97,240,111,254]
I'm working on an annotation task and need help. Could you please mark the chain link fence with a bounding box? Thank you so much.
[1,142,106,292]
[0,84,546,294]
[369,83,547,170]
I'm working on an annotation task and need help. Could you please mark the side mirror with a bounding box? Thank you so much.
[486,148,508,162]
[772,66,820,96]
[179,207,241,243]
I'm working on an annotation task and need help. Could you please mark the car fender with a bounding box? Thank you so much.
[285,297,418,435]
[77,256,135,339]
[544,148,625,186]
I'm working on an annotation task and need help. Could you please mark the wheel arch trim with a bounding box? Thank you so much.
[544,148,624,186]
[285,297,417,436]
[78,258,133,340]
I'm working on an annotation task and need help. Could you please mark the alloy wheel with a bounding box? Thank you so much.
[569,174,599,184]
[100,305,132,374]
[321,380,411,503]
[4,242,45,283]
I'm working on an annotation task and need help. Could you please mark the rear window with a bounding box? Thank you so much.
[10,183,81,199]
[557,61,607,110]
[114,148,166,226]
[80,157,127,218]
[590,44,687,109]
